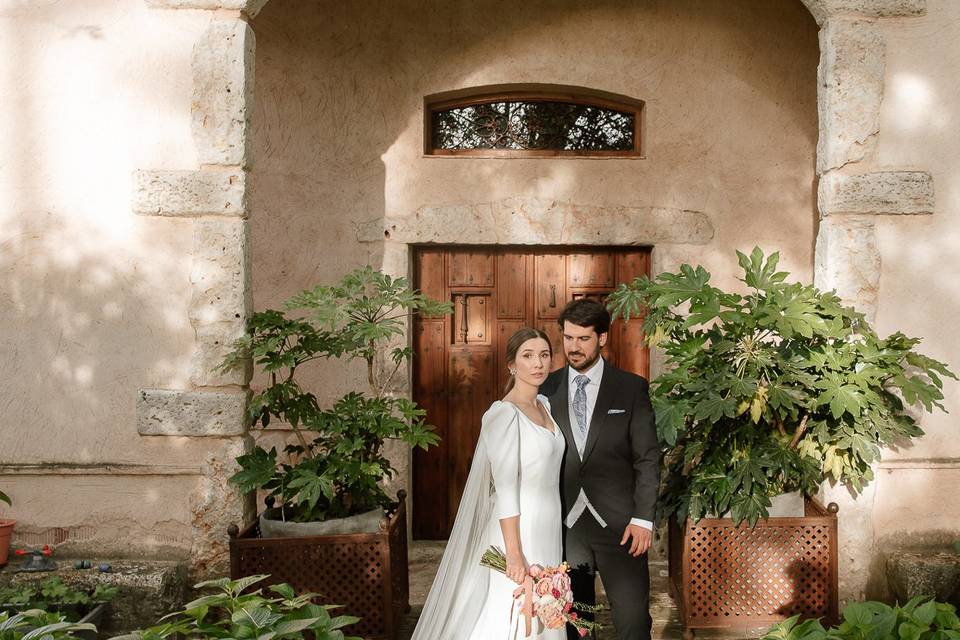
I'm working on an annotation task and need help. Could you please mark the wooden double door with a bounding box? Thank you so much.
[411,246,651,540]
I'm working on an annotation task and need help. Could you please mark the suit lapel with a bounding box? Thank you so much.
[582,363,616,465]
[551,368,575,447]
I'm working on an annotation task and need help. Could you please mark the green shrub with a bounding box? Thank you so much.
[0,609,95,640]
[763,597,960,640]
[0,578,117,621]
[608,248,955,526]
[111,575,361,640]
[221,266,451,522]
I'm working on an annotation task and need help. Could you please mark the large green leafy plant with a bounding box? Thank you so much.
[221,267,451,522]
[607,248,954,526]
[763,597,960,640]
[110,575,360,640]
[0,610,95,640]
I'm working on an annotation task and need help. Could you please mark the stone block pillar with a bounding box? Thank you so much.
[137,1,262,576]
[807,0,932,601]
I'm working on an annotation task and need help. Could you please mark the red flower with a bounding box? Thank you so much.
[569,612,578,620]
[579,629,589,637]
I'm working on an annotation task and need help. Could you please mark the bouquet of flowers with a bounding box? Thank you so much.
[481,546,601,638]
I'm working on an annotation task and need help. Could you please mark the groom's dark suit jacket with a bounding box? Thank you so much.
[541,361,660,534]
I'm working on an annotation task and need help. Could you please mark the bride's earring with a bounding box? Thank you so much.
[508,368,516,376]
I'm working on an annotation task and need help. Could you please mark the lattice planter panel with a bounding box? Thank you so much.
[668,498,838,637]
[229,492,410,640]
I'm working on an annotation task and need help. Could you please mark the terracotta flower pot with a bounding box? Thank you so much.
[0,519,15,567]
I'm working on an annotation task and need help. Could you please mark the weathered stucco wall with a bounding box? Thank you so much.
[870,0,960,546]
[250,0,821,406]
[0,0,231,558]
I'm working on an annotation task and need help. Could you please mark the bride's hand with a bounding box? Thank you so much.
[506,550,529,584]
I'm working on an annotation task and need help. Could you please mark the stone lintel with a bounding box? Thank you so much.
[189,219,251,387]
[817,18,885,174]
[801,0,926,25]
[145,0,270,18]
[814,215,880,323]
[820,170,934,216]
[137,389,250,437]
[133,169,247,218]
[358,198,714,245]
[192,20,255,168]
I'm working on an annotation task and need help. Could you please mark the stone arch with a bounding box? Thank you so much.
[135,0,935,595]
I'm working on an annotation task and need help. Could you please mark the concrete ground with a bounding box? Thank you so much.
[399,541,764,640]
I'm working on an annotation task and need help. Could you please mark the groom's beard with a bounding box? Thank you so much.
[566,349,601,372]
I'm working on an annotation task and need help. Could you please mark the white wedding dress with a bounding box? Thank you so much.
[412,396,566,640]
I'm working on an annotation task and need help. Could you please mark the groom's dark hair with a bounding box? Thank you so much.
[558,298,610,336]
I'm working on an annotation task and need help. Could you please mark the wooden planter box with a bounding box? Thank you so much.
[668,497,839,638]
[228,491,409,640]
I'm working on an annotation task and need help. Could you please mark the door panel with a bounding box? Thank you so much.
[569,252,615,287]
[496,253,527,318]
[535,254,566,318]
[412,320,449,536]
[446,349,494,522]
[448,251,494,286]
[413,246,650,539]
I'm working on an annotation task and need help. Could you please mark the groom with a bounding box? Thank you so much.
[541,299,660,640]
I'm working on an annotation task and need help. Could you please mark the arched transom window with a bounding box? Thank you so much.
[425,86,644,157]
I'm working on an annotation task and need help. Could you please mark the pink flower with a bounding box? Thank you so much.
[579,628,589,637]
[536,599,567,629]
[534,578,553,597]
[528,564,544,578]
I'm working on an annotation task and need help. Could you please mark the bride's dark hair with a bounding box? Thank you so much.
[504,327,553,394]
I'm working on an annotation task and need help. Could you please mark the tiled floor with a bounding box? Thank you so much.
[398,541,763,640]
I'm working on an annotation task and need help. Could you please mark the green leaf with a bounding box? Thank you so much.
[693,393,737,423]
[230,448,279,493]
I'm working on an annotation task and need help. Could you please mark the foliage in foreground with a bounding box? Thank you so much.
[607,248,955,526]
[0,577,118,620]
[0,609,95,640]
[221,266,452,522]
[111,575,361,640]
[763,597,960,640]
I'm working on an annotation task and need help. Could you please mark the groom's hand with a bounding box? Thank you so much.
[620,524,651,557]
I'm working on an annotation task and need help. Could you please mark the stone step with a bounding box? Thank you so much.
[886,550,960,607]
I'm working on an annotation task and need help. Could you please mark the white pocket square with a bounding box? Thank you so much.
[607,409,625,414]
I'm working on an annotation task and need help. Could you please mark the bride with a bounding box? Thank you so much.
[412,327,566,640]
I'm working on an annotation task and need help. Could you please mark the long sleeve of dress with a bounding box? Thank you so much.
[483,401,522,520]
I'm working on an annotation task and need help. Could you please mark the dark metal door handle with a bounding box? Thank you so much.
[549,284,557,308]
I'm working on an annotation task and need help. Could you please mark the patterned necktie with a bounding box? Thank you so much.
[573,374,590,440]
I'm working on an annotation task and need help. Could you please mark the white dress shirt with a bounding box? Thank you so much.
[565,358,653,532]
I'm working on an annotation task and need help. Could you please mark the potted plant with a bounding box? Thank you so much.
[221,266,451,640]
[607,248,955,634]
[0,491,13,568]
